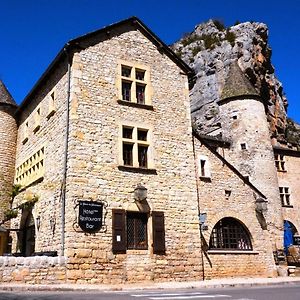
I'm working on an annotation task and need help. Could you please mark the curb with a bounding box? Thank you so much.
[1,277,300,292]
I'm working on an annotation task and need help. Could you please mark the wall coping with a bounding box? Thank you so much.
[0,256,67,267]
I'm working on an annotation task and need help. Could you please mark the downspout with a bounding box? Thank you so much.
[60,44,72,256]
[192,134,205,280]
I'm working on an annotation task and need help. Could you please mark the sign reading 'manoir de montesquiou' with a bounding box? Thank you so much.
[78,201,103,233]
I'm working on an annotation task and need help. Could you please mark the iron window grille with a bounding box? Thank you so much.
[209,217,252,250]
[127,212,148,250]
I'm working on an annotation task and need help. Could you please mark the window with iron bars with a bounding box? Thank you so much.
[127,212,148,250]
[209,217,252,250]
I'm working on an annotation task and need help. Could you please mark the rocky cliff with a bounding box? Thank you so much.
[172,20,299,146]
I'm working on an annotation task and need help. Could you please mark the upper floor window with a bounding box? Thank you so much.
[121,126,150,169]
[198,155,211,178]
[119,63,150,106]
[275,154,286,172]
[279,187,291,207]
[47,90,56,119]
[209,217,252,250]
[33,107,41,133]
[15,147,45,187]
[22,122,29,144]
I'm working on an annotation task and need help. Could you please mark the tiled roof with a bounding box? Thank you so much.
[219,60,259,102]
[0,80,17,106]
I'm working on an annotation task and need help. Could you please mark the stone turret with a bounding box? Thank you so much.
[218,60,283,249]
[0,81,17,236]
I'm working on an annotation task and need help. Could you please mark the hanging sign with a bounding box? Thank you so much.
[78,201,103,233]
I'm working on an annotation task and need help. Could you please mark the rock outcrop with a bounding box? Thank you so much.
[172,20,299,145]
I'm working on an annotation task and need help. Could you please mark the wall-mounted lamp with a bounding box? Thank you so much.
[134,184,147,202]
[36,216,41,231]
[255,198,268,214]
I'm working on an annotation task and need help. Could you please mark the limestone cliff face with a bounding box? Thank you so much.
[172,20,292,142]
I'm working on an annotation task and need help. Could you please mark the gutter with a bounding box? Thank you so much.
[60,44,72,256]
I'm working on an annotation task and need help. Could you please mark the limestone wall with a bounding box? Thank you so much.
[64,25,203,283]
[277,153,300,233]
[194,138,277,279]
[12,61,69,254]
[0,256,66,284]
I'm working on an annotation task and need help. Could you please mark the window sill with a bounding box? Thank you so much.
[277,170,287,173]
[199,176,211,182]
[117,100,154,110]
[282,205,293,208]
[126,249,148,254]
[118,165,157,174]
[207,250,259,255]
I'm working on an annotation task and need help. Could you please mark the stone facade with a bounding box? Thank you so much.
[0,17,299,285]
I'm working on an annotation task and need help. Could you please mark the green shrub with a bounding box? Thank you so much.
[212,19,226,31]
[225,30,236,46]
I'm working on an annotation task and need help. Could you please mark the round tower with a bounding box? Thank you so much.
[0,80,17,254]
[218,60,283,248]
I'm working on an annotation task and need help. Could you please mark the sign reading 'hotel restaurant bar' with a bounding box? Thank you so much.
[78,201,103,233]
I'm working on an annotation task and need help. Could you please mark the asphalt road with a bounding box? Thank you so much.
[0,284,300,300]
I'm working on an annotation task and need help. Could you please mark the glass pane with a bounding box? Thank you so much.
[138,145,148,168]
[123,143,133,166]
[136,69,145,81]
[137,129,147,141]
[123,127,133,139]
[122,66,132,77]
[122,81,131,101]
[136,84,145,104]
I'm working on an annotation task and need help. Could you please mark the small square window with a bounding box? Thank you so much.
[137,129,147,141]
[123,126,133,139]
[240,143,247,150]
[136,69,145,81]
[121,66,132,78]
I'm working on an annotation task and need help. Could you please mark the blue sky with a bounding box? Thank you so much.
[0,0,299,123]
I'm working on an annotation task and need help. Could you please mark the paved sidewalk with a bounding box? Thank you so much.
[1,276,300,292]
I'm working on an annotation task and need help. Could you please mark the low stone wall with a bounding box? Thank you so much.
[0,256,67,284]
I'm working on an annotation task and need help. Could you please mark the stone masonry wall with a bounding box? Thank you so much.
[12,60,69,254]
[277,154,300,234]
[194,138,277,279]
[0,256,66,284]
[218,98,283,249]
[0,106,17,223]
[64,25,203,284]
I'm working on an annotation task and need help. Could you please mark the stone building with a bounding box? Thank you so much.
[0,17,299,284]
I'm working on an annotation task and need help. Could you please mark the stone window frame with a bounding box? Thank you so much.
[15,146,45,188]
[118,122,155,171]
[275,154,286,172]
[46,89,56,119]
[198,155,211,179]
[279,186,292,207]
[33,106,41,133]
[22,121,29,145]
[209,217,253,251]
[116,60,153,109]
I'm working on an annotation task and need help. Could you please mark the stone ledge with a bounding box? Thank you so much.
[207,250,259,255]
[117,100,154,110]
[0,256,67,267]
[118,166,157,174]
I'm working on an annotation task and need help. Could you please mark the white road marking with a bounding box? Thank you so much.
[131,292,206,297]
[148,295,231,299]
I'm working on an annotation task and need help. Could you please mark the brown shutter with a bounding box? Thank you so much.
[152,211,166,254]
[112,209,126,254]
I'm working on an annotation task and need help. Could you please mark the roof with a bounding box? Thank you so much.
[17,17,194,113]
[0,80,17,107]
[273,145,300,157]
[219,60,259,103]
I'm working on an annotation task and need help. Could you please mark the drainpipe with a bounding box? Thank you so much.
[60,44,72,256]
[192,134,205,280]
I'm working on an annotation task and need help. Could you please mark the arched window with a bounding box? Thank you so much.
[209,217,252,250]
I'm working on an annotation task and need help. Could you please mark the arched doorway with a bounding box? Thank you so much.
[284,220,298,252]
[20,210,35,256]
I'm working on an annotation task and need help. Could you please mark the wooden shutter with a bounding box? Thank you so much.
[152,211,166,254]
[112,209,126,254]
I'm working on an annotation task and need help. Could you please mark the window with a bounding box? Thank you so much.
[112,209,165,254]
[121,126,150,169]
[119,64,150,105]
[209,217,252,250]
[240,143,247,150]
[22,122,29,144]
[279,187,291,207]
[198,155,211,178]
[33,107,41,133]
[275,154,286,171]
[15,147,45,187]
[47,91,56,119]
[127,212,148,250]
